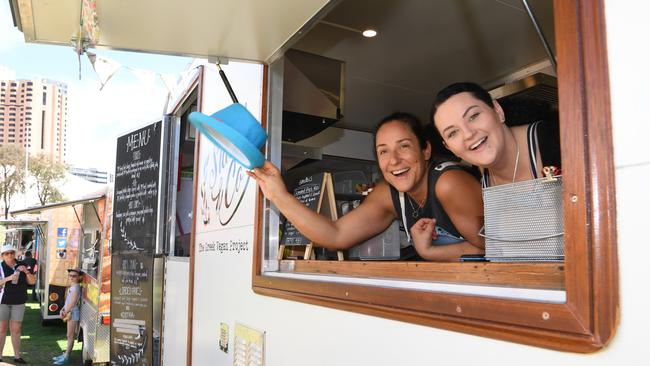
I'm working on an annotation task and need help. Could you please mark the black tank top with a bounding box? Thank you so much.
[481,120,561,187]
[389,162,467,242]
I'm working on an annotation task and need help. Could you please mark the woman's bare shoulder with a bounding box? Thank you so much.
[360,181,397,214]
[435,168,480,197]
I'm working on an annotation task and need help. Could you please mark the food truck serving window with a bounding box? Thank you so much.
[252,0,618,353]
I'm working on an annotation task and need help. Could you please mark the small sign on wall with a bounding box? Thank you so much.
[57,228,68,237]
[56,238,67,249]
[56,232,68,259]
[219,322,229,353]
[233,323,264,366]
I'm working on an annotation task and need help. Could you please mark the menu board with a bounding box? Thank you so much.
[110,121,161,366]
[281,173,325,246]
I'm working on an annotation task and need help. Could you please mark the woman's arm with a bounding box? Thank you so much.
[410,169,485,261]
[15,265,36,285]
[248,161,396,249]
[435,169,485,248]
[0,271,19,286]
[410,218,483,261]
[25,270,36,285]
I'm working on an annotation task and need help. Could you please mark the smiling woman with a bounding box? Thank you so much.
[431,81,561,187]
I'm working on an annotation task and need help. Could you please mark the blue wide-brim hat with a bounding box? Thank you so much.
[188,103,267,169]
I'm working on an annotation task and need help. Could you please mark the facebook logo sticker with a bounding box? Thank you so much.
[57,228,68,237]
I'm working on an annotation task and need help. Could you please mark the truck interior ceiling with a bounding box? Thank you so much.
[275,0,558,261]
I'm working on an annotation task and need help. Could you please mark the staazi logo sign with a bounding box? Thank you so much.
[199,146,250,226]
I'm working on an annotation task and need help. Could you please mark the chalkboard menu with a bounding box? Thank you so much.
[281,172,327,246]
[110,121,162,366]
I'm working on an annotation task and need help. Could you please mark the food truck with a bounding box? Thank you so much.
[0,221,40,261]
[0,220,43,292]
[12,192,112,364]
[8,0,648,365]
[12,201,86,325]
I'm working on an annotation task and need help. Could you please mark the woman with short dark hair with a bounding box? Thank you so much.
[430,82,561,187]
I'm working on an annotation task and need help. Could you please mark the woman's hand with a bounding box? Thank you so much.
[410,218,438,254]
[247,161,288,202]
[60,308,67,318]
[9,272,19,282]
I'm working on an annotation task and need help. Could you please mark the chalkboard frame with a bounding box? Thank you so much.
[110,120,164,366]
[281,172,326,246]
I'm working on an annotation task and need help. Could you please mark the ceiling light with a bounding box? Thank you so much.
[362,29,377,38]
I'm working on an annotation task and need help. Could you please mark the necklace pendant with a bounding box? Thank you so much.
[407,194,422,219]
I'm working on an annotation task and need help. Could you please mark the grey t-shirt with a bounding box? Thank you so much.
[64,283,81,310]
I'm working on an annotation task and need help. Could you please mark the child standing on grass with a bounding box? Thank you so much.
[52,268,83,365]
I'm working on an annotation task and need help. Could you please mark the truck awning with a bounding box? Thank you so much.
[0,220,47,228]
[10,195,105,216]
[9,0,332,63]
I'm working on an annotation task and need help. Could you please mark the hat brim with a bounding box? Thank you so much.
[188,112,265,170]
[67,268,84,275]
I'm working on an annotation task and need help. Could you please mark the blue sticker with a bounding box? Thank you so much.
[57,228,68,237]
[56,238,67,249]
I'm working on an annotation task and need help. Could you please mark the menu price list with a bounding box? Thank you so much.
[281,173,325,246]
[110,121,162,366]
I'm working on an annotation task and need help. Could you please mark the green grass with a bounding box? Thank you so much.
[2,290,83,365]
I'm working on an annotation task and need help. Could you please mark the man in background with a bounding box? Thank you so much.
[21,252,37,302]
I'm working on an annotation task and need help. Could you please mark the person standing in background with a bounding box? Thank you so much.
[22,251,37,301]
[52,268,83,365]
[20,235,35,261]
[0,244,36,364]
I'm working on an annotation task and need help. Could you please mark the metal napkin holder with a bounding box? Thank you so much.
[480,167,564,262]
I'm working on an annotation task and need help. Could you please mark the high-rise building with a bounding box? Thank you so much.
[0,78,68,163]
[69,166,109,184]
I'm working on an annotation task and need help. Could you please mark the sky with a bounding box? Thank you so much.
[0,1,192,172]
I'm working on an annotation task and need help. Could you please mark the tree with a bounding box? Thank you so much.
[29,153,67,206]
[0,146,25,218]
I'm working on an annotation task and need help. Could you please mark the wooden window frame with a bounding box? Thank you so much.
[252,0,618,353]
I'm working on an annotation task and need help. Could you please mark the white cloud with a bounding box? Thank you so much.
[65,75,170,171]
[0,3,24,52]
[0,65,16,79]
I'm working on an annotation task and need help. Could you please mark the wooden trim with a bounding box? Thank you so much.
[186,65,205,366]
[548,0,596,342]
[576,0,619,345]
[251,0,619,353]
[282,260,564,289]
[254,286,599,353]
[252,65,270,280]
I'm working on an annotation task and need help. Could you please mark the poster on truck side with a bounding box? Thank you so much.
[110,121,162,366]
